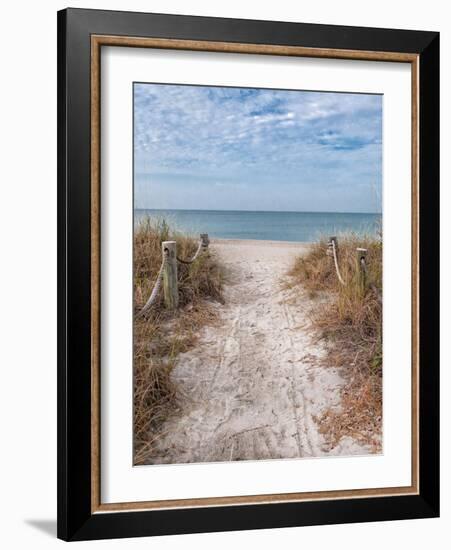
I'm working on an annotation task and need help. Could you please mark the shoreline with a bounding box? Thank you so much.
[134,211,380,244]
[211,238,311,264]
[211,237,312,248]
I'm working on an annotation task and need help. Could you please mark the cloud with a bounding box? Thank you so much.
[134,84,382,212]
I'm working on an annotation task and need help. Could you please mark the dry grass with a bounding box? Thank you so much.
[290,234,382,450]
[133,217,224,464]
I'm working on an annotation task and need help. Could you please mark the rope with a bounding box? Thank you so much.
[137,250,168,316]
[331,239,346,286]
[176,241,203,265]
[137,238,208,316]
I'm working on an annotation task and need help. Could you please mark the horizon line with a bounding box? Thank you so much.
[134,207,382,215]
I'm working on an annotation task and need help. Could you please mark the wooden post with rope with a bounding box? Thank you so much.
[200,233,210,250]
[330,236,338,254]
[356,247,368,295]
[328,236,346,286]
[328,236,338,260]
[162,241,178,309]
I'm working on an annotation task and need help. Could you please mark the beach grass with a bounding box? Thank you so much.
[289,233,382,450]
[133,217,224,465]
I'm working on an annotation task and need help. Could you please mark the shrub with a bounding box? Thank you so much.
[133,217,224,464]
[290,234,382,449]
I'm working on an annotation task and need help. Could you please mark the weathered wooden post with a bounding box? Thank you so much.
[356,247,368,295]
[200,233,210,250]
[162,241,178,309]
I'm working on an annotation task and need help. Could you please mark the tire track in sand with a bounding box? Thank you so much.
[147,239,370,464]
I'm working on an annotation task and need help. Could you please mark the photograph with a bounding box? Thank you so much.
[54,5,440,542]
[133,82,383,466]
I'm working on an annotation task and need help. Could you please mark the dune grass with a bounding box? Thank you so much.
[133,217,224,464]
[289,233,382,450]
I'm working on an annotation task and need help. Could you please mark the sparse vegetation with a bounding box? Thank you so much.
[289,233,382,450]
[133,217,224,464]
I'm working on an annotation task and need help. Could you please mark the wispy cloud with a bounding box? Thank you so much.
[134,84,382,213]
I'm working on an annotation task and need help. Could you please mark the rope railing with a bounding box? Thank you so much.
[176,241,203,265]
[327,237,382,302]
[137,249,168,317]
[137,233,210,316]
[329,237,346,286]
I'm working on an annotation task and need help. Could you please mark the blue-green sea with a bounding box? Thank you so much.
[135,209,381,243]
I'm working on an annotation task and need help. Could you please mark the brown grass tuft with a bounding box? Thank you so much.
[290,234,382,450]
[133,217,224,464]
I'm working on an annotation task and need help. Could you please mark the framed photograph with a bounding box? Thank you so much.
[57,8,439,541]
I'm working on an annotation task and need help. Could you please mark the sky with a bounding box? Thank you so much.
[134,83,382,213]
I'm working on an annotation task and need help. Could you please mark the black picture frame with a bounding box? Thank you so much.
[57,7,439,541]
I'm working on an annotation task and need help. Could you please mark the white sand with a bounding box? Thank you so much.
[149,239,370,464]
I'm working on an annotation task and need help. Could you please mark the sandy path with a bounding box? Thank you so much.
[149,239,368,464]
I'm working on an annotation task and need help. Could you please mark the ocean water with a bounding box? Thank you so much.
[135,209,381,243]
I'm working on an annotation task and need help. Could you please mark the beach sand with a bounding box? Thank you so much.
[148,238,370,464]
